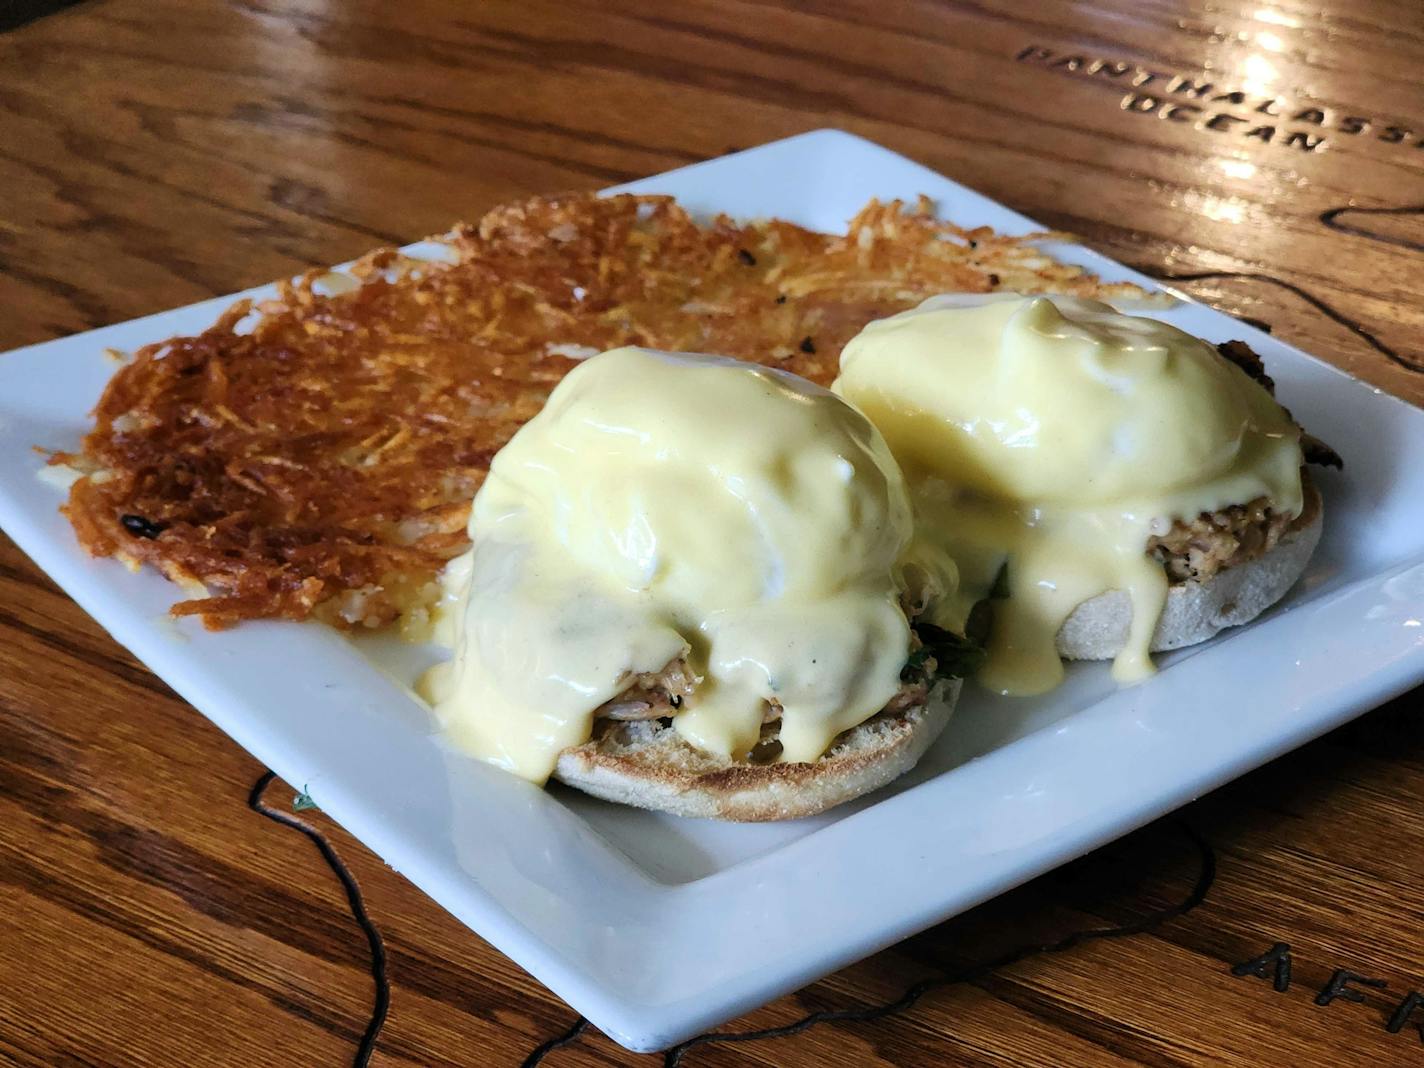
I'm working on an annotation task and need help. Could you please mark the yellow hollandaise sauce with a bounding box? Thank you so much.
[421,346,947,783]
[833,293,1305,696]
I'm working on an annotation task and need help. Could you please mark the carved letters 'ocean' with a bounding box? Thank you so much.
[1016,44,1424,156]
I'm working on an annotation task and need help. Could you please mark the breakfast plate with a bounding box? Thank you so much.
[2,129,1423,1052]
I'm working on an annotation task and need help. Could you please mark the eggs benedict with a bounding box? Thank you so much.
[834,293,1334,696]
[421,346,970,820]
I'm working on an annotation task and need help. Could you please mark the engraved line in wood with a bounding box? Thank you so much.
[248,771,390,1068]
[517,823,1215,1066]
[1320,204,1424,254]
[1150,269,1424,375]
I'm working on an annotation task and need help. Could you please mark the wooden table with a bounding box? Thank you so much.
[2,2,1422,1064]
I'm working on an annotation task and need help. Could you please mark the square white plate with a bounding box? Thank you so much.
[3,130,1423,1053]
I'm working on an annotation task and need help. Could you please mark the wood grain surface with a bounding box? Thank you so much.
[2,1,1422,1065]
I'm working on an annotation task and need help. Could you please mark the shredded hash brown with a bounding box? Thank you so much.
[60,193,1159,629]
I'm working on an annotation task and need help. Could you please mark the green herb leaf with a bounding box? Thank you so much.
[903,623,986,682]
[903,647,933,675]
[292,786,319,813]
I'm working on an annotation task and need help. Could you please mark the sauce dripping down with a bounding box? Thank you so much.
[833,294,1304,695]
